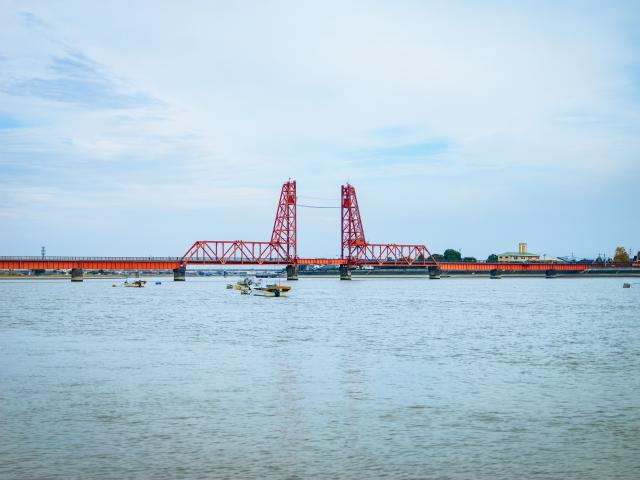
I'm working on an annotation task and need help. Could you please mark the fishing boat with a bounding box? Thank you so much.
[252,284,291,297]
[233,277,253,290]
[124,279,146,288]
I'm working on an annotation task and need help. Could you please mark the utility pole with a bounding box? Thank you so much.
[41,246,46,258]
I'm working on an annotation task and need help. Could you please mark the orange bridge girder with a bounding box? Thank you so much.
[0,258,183,271]
[1,257,637,271]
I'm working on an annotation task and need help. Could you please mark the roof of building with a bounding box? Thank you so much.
[498,251,540,257]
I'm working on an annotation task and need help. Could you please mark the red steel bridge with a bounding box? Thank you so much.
[1,180,636,280]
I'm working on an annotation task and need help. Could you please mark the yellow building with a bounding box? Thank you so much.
[498,243,541,262]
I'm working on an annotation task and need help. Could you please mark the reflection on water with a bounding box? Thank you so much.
[1,277,639,479]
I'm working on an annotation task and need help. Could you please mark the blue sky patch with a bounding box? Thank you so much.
[4,50,161,109]
[350,139,451,165]
[0,113,24,129]
[369,125,426,139]
[373,140,450,157]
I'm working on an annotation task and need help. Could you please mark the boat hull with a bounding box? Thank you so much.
[252,287,290,297]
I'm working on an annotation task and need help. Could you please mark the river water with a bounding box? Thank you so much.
[1,277,639,479]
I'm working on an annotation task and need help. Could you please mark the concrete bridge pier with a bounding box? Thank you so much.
[286,265,299,281]
[428,266,441,279]
[173,266,186,281]
[339,265,352,280]
[545,269,557,278]
[70,268,83,282]
[489,268,502,279]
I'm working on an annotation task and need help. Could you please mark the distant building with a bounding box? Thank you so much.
[498,243,541,262]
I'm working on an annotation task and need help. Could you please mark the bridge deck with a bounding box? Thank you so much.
[1,257,637,271]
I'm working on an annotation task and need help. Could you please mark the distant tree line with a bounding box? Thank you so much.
[431,249,478,263]
[430,246,635,264]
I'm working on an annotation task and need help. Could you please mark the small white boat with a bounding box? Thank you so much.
[124,279,146,288]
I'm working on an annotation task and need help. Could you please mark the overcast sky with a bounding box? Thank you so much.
[1,1,638,259]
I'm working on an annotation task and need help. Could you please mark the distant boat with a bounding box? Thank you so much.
[124,280,146,288]
[226,278,253,295]
[227,277,291,296]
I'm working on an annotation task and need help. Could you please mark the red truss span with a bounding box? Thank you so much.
[341,183,438,266]
[180,180,297,265]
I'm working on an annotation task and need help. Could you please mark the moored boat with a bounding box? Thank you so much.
[233,277,253,290]
[252,284,291,297]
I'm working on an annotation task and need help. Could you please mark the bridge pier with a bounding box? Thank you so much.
[173,266,186,281]
[339,265,352,280]
[428,266,441,279]
[490,268,502,279]
[70,268,83,282]
[545,269,557,278]
[286,265,299,281]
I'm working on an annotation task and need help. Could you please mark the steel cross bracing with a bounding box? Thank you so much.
[180,180,297,265]
[341,183,438,267]
[270,179,297,259]
[341,184,367,261]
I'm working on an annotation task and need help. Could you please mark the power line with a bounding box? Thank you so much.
[298,204,340,209]
[297,195,340,201]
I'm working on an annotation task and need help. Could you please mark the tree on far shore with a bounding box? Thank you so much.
[487,254,498,262]
[443,249,462,261]
[613,246,630,263]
